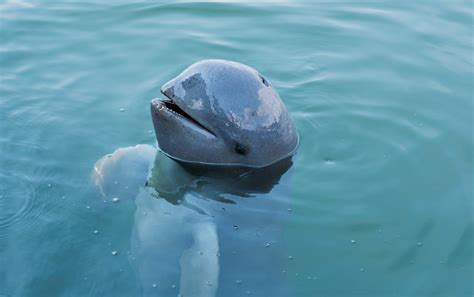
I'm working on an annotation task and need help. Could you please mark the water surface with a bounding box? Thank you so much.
[1,1,473,296]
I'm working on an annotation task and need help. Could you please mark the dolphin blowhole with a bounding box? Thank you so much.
[151,59,299,168]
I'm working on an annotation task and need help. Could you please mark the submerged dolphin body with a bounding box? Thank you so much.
[151,59,299,168]
[92,146,293,297]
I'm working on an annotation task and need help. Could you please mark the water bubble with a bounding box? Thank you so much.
[288,255,293,260]
[61,196,66,199]
[282,270,286,274]
[287,208,292,212]
[84,277,88,281]
[93,230,99,234]
[307,276,312,280]
[114,181,118,185]
[119,108,125,112]
[265,243,271,247]
[235,280,243,285]
[206,281,213,286]
[417,242,422,247]
[295,273,299,277]
[246,291,252,295]
[112,197,120,203]
[148,130,153,134]
[351,240,356,244]
[48,184,52,188]
[233,225,239,230]
[360,268,364,272]
[171,284,176,289]
[152,284,157,288]
[86,205,90,209]
[112,251,118,256]
[313,276,318,280]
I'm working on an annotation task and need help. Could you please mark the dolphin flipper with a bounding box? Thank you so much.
[92,145,220,297]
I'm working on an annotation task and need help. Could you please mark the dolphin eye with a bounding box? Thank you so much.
[235,143,248,155]
[261,76,269,87]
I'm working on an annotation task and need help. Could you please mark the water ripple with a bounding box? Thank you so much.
[0,2,472,296]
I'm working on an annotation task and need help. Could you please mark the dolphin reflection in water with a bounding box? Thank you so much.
[93,144,294,297]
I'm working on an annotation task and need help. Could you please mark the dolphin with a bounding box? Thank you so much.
[151,59,299,168]
[91,60,298,296]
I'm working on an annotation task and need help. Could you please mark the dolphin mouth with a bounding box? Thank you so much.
[153,96,216,137]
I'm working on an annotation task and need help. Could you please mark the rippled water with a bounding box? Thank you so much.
[1,1,473,297]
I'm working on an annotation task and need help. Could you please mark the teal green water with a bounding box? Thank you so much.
[1,1,473,297]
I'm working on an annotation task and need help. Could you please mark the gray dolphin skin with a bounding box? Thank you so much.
[151,59,299,168]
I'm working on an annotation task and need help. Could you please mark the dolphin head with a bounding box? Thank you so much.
[150,59,299,168]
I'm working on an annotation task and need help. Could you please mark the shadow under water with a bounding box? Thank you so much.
[146,151,293,212]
